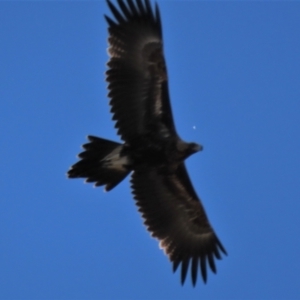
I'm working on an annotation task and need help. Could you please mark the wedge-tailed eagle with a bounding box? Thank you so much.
[68,0,227,286]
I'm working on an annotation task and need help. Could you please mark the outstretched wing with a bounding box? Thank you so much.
[131,164,227,286]
[105,0,176,143]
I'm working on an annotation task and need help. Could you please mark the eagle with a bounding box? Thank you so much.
[68,0,227,286]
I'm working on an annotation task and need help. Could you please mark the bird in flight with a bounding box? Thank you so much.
[68,0,227,286]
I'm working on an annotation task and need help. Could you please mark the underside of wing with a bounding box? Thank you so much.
[105,0,176,142]
[131,164,227,286]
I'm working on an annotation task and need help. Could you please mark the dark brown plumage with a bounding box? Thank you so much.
[68,0,227,286]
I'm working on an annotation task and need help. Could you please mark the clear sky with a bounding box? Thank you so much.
[1,1,300,299]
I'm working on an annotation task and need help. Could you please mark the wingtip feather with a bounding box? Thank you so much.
[180,258,190,285]
[200,257,207,284]
[191,257,198,287]
[105,15,117,27]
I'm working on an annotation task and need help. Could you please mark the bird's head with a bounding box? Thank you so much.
[187,142,203,155]
[177,140,203,160]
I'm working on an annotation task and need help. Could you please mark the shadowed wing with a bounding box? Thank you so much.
[105,0,176,142]
[131,164,227,285]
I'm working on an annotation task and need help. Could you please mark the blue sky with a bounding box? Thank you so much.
[1,1,300,299]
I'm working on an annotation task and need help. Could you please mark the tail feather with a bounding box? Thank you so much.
[68,135,130,191]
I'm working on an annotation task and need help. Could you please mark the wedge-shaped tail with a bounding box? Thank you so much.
[68,136,130,191]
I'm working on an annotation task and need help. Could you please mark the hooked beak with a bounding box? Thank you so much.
[191,143,203,153]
